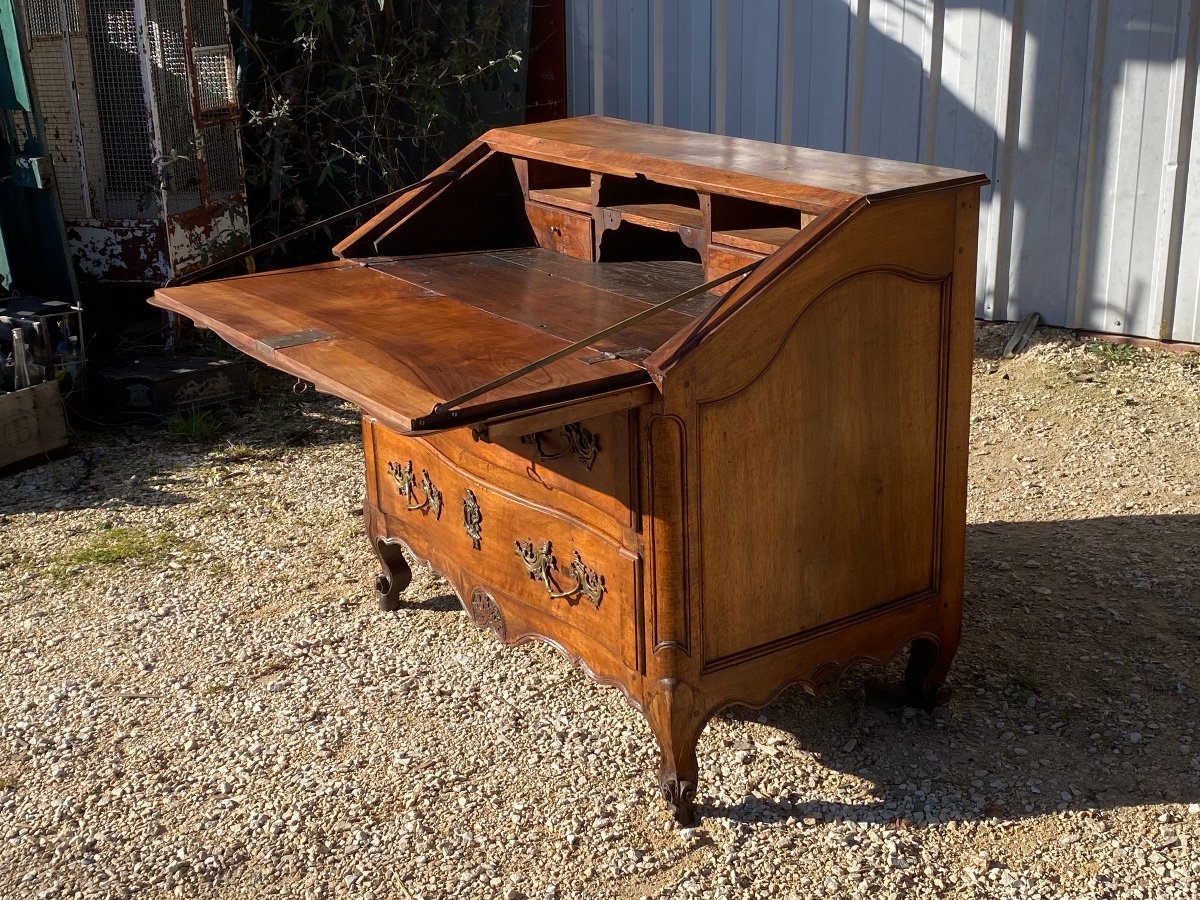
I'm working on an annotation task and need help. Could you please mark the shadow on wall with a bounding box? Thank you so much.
[581,0,1195,339]
[713,513,1199,825]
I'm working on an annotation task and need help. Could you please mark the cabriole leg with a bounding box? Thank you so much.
[373,537,412,611]
[646,678,707,825]
[905,635,956,711]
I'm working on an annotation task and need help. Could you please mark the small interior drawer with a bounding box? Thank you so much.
[705,244,765,295]
[526,201,595,261]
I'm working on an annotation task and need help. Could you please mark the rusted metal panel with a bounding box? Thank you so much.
[67,219,169,283]
[165,196,249,277]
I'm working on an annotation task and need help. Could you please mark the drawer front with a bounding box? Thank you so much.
[706,244,764,295]
[425,410,635,538]
[526,201,595,261]
[370,423,637,659]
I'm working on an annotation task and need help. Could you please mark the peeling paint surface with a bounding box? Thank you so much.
[67,221,170,284]
[166,197,250,277]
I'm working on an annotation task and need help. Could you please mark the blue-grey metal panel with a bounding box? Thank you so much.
[856,0,932,161]
[604,0,653,123]
[1082,0,1196,339]
[659,0,715,130]
[1172,1,1200,343]
[565,0,1200,343]
[565,0,593,116]
[781,0,852,151]
[720,0,781,141]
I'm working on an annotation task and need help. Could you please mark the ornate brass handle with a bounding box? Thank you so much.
[521,423,599,470]
[388,460,443,519]
[513,540,606,608]
[463,489,482,550]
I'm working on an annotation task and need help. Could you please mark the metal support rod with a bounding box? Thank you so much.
[58,0,92,219]
[430,259,763,416]
[165,169,461,286]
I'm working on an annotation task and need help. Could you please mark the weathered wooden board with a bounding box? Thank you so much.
[0,381,69,469]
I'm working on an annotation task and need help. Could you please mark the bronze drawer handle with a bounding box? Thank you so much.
[463,489,482,549]
[388,460,443,519]
[520,422,600,470]
[514,540,606,608]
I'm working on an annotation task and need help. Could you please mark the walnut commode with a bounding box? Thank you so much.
[153,117,987,823]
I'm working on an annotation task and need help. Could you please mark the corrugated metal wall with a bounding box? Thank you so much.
[565,0,1200,343]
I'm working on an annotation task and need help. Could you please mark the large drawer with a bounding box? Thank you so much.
[367,421,639,666]
[423,410,636,540]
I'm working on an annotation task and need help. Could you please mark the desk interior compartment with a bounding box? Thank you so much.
[709,195,813,255]
[522,159,596,213]
[596,174,705,260]
[359,151,533,257]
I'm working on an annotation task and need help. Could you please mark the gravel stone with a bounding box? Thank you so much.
[1,326,1199,898]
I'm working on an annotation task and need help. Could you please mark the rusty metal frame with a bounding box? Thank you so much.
[178,0,210,204]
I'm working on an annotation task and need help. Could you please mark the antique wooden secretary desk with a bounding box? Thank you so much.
[153,117,986,823]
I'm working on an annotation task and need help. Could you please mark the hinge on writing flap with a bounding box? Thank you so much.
[256,329,332,351]
[581,347,651,365]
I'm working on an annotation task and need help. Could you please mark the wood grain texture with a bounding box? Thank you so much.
[486,116,987,206]
[649,192,953,379]
[0,381,68,468]
[704,244,764,295]
[369,419,637,663]
[710,226,800,254]
[526,202,594,260]
[696,270,946,666]
[597,205,707,256]
[425,408,637,541]
[151,261,650,435]
[528,186,595,213]
[647,415,690,655]
[495,251,720,316]
[370,252,699,356]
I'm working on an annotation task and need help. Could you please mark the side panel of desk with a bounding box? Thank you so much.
[641,187,978,712]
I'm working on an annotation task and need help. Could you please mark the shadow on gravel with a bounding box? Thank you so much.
[708,514,1200,826]
[385,593,463,613]
[0,393,360,515]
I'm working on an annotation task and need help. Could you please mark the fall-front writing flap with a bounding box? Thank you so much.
[150,260,652,435]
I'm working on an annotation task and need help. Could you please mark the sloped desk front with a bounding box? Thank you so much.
[152,117,986,824]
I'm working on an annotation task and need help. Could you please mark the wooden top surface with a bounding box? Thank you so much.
[485,116,988,206]
[150,251,727,433]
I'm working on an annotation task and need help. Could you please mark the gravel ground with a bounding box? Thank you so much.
[2,324,1199,900]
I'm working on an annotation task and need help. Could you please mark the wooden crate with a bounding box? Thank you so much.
[0,381,69,469]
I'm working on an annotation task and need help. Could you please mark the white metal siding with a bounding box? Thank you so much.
[565,0,1200,343]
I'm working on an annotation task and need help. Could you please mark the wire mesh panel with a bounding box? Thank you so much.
[22,0,98,220]
[199,119,239,196]
[25,0,80,37]
[185,0,224,45]
[145,0,201,212]
[83,0,158,218]
[19,0,247,279]
[191,44,235,120]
